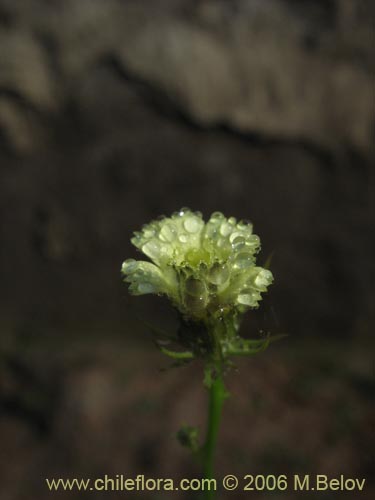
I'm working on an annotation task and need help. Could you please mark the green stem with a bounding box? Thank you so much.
[203,372,226,500]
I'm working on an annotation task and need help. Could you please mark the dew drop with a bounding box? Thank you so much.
[254,269,272,288]
[159,223,176,242]
[204,222,218,240]
[219,221,232,237]
[229,232,242,244]
[247,235,260,247]
[210,211,224,223]
[122,259,137,273]
[234,252,254,269]
[178,207,190,216]
[142,240,161,261]
[202,237,213,254]
[216,237,228,248]
[237,219,253,231]
[185,277,206,297]
[179,234,188,243]
[184,216,201,233]
[237,293,254,306]
[143,228,156,238]
[231,235,246,247]
[208,262,230,286]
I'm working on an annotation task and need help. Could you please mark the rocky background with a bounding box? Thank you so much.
[0,1,374,499]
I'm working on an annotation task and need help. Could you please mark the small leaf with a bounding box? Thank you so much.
[225,333,287,357]
[158,345,194,360]
[203,364,213,388]
[137,317,175,341]
[263,251,275,270]
[177,425,199,452]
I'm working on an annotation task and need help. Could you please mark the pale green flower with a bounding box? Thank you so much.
[122,208,273,323]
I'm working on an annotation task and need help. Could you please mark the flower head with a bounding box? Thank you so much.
[122,208,273,323]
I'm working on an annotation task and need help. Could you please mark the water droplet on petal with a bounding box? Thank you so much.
[143,229,154,238]
[184,216,201,233]
[229,232,242,244]
[216,238,228,249]
[142,240,161,261]
[178,207,190,216]
[234,252,254,269]
[208,262,230,286]
[219,221,232,237]
[184,278,208,315]
[237,293,255,306]
[247,235,260,248]
[122,259,137,273]
[237,219,253,231]
[254,269,273,288]
[159,223,176,242]
[179,234,188,243]
[204,222,218,240]
[185,277,206,297]
[185,278,206,297]
[210,211,224,223]
[202,237,213,253]
[232,236,246,252]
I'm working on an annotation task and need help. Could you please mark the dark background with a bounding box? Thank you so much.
[0,1,373,499]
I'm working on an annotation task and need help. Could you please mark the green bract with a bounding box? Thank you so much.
[121,208,273,322]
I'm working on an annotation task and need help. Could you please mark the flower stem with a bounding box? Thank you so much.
[203,371,226,500]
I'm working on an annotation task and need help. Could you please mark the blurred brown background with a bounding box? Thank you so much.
[0,1,374,499]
